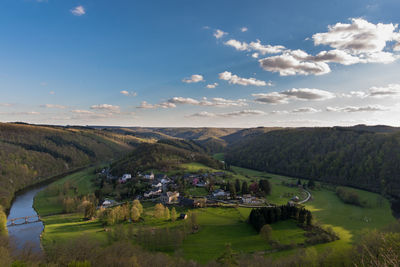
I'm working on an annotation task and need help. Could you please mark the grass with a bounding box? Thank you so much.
[34,160,397,264]
[34,167,97,216]
[181,207,306,264]
[40,213,108,249]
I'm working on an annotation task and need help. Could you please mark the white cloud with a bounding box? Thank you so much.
[224,39,248,51]
[137,97,247,109]
[252,53,259,58]
[188,111,216,118]
[90,104,120,113]
[326,105,387,112]
[188,109,265,118]
[259,50,331,76]
[0,103,13,107]
[253,88,335,104]
[218,71,268,86]
[71,5,85,16]
[214,29,228,39]
[40,104,67,109]
[136,101,176,109]
[225,39,284,55]
[182,74,204,83]
[368,83,400,97]
[206,83,218,89]
[249,40,285,55]
[313,18,398,54]
[49,91,55,95]
[0,111,40,116]
[71,110,95,114]
[240,27,248,32]
[120,90,137,97]
[290,107,321,113]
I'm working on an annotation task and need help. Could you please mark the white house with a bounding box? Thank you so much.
[144,188,162,198]
[213,189,228,198]
[120,174,132,183]
[144,172,154,180]
[160,191,180,204]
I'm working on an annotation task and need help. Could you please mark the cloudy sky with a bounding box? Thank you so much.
[1,0,400,127]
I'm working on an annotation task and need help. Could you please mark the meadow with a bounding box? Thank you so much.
[33,159,397,263]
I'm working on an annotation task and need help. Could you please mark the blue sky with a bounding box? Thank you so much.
[1,0,400,127]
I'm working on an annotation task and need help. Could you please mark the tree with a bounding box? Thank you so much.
[84,202,96,220]
[249,182,259,194]
[164,207,170,220]
[307,179,315,189]
[131,206,140,222]
[0,205,7,236]
[229,182,236,199]
[259,224,272,242]
[235,179,241,194]
[154,203,165,219]
[216,243,237,266]
[241,181,248,195]
[297,179,302,186]
[306,211,313,226]
[132,199,143,214]
[171,207,177,222]
[259,179,271,195]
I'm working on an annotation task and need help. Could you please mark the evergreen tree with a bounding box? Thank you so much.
[297,179,302,186]
[306,211,313,226]
[229,182,236,199]
[241,181,249,195]
[307,179,315,189]
[259,179,271,195]
[235,179,241,193]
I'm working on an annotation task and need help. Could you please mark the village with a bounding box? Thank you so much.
[96,168,280,210]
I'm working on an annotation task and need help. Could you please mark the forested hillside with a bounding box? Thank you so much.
[0,123,135,209]
[225,127,400,197]
[111,142,223,176]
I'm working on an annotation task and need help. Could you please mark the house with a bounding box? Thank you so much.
[179,213,188,220]
[180,196,204,208]
[120,174,132,183]
[292,196,300,202]
[144,188,162,198]
[241,194,253,204]
[160,191,180,204]
[152,181,162,188]
[160,178,170,184]
[213,189,229,198]
[144,172,154,180]
[196,181,207,187]
[101,199,115,207]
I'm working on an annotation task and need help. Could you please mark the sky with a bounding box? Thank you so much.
[1,0,400,127]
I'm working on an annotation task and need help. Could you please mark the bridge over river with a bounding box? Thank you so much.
[7,215,41,227]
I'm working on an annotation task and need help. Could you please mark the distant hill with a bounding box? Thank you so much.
[225,127,400,198]
[110,142,223,176]
[0,123,135,209]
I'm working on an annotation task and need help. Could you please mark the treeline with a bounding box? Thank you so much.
[226,127,400,197]
[249,205,312,232]
[336,186,366,207]
[0,123,133,209]
[111,143,223,176]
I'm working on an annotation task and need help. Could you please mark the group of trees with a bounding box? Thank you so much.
[0,123,132,210]
[98,200,144,226]
[335,187,366,207]
[0,206,6,236]
[225,127,400,197]
[249,205,313,232]
[221,179,271,199]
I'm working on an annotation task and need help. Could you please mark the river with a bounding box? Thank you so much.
[7,186,45,252]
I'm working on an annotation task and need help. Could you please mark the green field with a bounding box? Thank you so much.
[34,161,397,264]
[35,167,97,216]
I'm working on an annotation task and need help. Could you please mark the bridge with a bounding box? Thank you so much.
[7,215,41,227]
